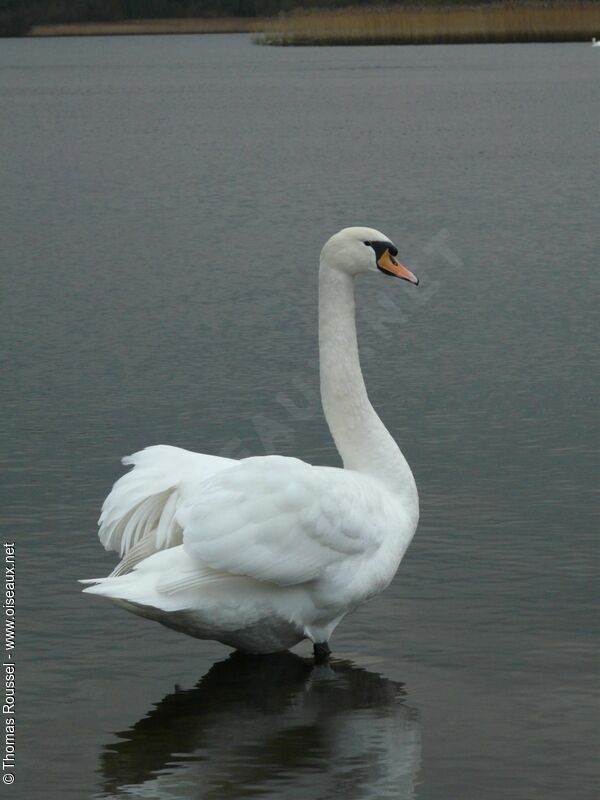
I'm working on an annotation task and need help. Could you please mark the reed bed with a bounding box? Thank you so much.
[258,5,600,45]
[29,17,264,37]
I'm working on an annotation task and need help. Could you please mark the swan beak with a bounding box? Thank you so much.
[377,250,419,285]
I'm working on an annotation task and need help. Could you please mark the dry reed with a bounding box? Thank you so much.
[258,5,600,45]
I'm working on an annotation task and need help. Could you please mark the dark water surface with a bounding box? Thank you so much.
[1,35,598,800]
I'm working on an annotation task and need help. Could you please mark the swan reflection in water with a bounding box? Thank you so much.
[96,652,421,800]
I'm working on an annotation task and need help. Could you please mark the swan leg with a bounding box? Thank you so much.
[313,641,331,663]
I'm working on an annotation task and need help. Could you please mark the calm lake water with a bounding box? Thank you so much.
[1,34,598,800]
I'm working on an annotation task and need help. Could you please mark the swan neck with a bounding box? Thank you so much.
[318,265,416,502]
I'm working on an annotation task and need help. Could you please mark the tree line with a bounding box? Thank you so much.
[0,0,574,37]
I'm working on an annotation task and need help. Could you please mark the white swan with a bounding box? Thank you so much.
[593,37,600,47]
[82,227,420,659]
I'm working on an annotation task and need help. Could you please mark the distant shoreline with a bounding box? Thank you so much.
[28,18,263,38]
[25,6,600,45]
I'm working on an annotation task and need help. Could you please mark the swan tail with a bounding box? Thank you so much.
[80,572,159,606]
[80,546,242,614]
[79,547,181,609]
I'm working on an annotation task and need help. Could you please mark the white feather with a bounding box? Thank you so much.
[178,456,394,586]
[98,444,232,566]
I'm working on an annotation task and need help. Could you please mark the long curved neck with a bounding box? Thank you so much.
[319,265,417,504]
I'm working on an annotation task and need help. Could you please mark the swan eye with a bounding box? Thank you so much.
[365,240,399,259]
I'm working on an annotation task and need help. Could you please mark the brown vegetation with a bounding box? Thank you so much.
[23,3,600,44]
[257,4,600,45]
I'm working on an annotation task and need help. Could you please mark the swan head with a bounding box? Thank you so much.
[320,226,418,285]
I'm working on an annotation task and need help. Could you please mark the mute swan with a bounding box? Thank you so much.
[82,227,420,660]
[593,37,600,46]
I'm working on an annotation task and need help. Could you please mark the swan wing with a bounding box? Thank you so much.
[98,445,233,572]
[178,455,389,587]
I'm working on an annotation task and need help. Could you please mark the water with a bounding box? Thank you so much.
[1,34,598,800]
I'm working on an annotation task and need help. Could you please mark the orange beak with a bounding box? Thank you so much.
[377,249,418,285]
